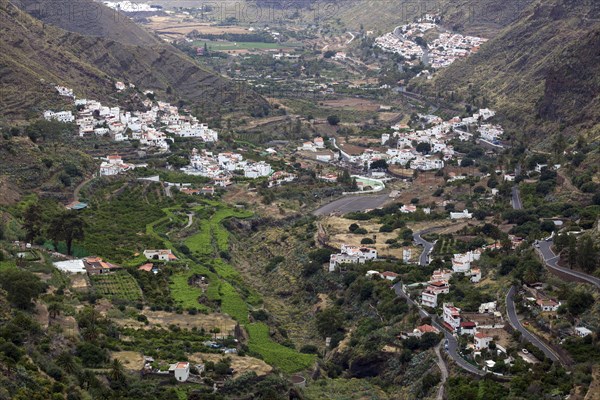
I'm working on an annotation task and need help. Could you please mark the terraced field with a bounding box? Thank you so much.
[91,271,143,302]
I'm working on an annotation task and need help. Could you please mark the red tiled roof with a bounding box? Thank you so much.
[417,324,439,333]
[138,263,153,272]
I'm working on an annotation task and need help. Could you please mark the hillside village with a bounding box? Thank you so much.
[44,84,219,151]
[1,1,599,400]
[375,17,487,69]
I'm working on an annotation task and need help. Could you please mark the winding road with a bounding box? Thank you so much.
[413,229,436,266]
[511,186,523,210]
[505,286,562,363]
[536,240,600,289]
[393,283,486,376]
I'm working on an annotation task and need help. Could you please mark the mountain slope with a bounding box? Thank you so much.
[422,0,600,141]
[0,0,266,119]
[14,0,161,46]
[327,0,535,36]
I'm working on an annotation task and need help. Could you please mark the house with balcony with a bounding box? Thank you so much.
[443,303,461,331]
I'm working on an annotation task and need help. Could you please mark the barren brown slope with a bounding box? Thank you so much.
[13,0,162,46]
[0,0,267,119]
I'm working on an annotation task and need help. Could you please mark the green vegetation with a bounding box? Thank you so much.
[90,271,143,302]
[83,184,167,262]
[246,323,315,373]
[220,282,249,324]
[185,207,252,256]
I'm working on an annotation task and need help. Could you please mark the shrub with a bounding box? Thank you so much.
[361,238,374,244]
[327,115,340,125]
[300,345,319,354]
[379,225,394,232]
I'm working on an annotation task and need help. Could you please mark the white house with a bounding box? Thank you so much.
[143,249,178,262]
[479,301,497,314]
[315,152,334,162]
[426,281,450,295]
[244,161,272,178]
[431,269,453,282]
[460,321,477,335]
[575,327,592,337]
[44,110,75,123]
[170,362,190,382]
[402,249,411,263]
[450,209,473,219]
[470,268,482,283]
[313,137,325,148]
[452,250,480,273]
[99,155,134,176]
[381,271,399,281]
[329,245,378,272]
[400,204,417,213]
[443,303,461,331]
[537,298,560,312]
[474,332,493,350]
[421,290,439,308]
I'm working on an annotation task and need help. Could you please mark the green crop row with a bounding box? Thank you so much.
[246,323,315,373]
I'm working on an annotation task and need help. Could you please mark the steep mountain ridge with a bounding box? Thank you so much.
[13,0,161,46]
[422,0,600,142]
[0,0,267,120]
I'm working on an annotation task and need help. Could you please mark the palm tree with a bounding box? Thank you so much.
[48,302,62,319]
[108,359,127,384]
[56,352,78,374]
[82,325,100,342]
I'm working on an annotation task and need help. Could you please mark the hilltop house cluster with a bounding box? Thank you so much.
[329,244,378,272]
[428,32,487,69]
[43,85,218,151]
[181,148,275,185]
[375,21,486,69]
[442,302,505,351]
[375,108,499,171]
[420,249,487,308]
[374,31,424,60]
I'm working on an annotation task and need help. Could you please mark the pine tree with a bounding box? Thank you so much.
[577,236,598,273]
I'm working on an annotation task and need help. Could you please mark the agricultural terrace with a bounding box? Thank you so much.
[164,203,313,373]
[185,207,252,257]
[90,271,142,302]
[246,323,316,373]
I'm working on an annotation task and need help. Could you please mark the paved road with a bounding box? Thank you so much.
[312,193,390,216]
[511,186,523,210]
[434,342,448,400]
[505,286,561,363]
[346,31,355,45]
[413,229,436,266]
[185,213,194,228]
[536,240,600,289]
[393,283,485,376]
